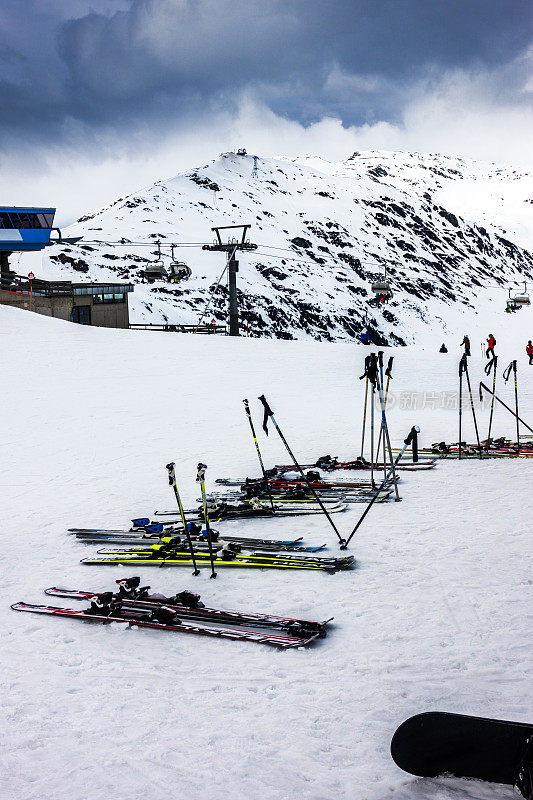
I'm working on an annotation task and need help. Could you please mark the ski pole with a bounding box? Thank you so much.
[243,399,275,509]
[361,353,379,486]
[196,463,217,578]
[513,360,520,446]
[383,356,394,471]
[486,356,498,442]
[376,352,400,499]
[370,381,375,487]
[461,354,483,459]
[458,357,463,460]
[258,395,346,546]
[342,426,419,549]
[382,384,387,487]
[503,360,520,446]
[360,376,369,459]
[479,382,533,435]
[166,462,200,576]
[376,356,393,458]
[359,353,374,459]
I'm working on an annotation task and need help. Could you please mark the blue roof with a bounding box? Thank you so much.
[0,207,56,251]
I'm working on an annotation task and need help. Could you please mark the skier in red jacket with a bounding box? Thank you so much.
[486,334,496,359]
[527,340,533,365]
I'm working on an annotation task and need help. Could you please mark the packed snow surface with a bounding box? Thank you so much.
[2,304,532,800]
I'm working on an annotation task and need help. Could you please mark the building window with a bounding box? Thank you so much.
[18,213,32,229]
[0,210,54,229]
[93,293,125,304]
[7,212,21,227]
[36,213,54,228]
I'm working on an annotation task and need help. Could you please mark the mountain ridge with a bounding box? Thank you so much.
[28,149,533,343]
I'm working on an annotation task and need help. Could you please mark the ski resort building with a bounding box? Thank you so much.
[0,273,134,328]
[0,205,133,328]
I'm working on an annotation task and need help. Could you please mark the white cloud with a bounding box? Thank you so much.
[1,62,532,226]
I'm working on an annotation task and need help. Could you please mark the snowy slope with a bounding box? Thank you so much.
[2,304,532,800]
[19,149,533,344]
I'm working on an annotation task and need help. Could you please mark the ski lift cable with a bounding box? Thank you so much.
[72,238,407,268]
[54,237,533,285]
[253,249,397,272]
[78,240,209,247]
[256,243,400,267]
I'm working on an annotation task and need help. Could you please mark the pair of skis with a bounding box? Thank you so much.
[191,499,349,516]
[215,476,392,489]
[415,440,533,458]
[72,531,327,552]
[272,457,435,472]
[80,549,354,572]
[202,489,393,505]
[13,578,332,648]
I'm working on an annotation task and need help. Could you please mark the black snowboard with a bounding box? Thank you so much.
[391,712,532,789]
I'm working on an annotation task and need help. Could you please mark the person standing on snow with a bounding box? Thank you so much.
[360,327,371,345]
[461,335,471,356]
[486,334,496,359]
[527,340,533,365]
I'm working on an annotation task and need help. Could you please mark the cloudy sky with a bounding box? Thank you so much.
[1,0,532,223]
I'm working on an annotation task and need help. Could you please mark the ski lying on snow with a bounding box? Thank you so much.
[86,546,352,567]
[75,535,327,552]
[154,497,344,513]
[70,528,303,547]
[44,586,332,636]
[203,490,393,504]
[273,460,435,472]
[192,502,349,517]
[215,477,391,488]
[80,553,354,571]
[11,603,320,648]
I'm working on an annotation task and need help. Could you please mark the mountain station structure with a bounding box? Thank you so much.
[0,206,133,328]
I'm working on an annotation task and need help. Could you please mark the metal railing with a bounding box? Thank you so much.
[129,322,227,334]
[0,272,72,296]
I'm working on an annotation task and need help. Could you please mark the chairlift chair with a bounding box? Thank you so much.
[371,279,392,303]
[168,245,192,282]
[143,242,167,283]
[169,262,192,283]
[143,261,167,282]
[509,282,530,307]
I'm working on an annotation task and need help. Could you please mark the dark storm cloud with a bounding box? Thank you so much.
[1,0,532,147]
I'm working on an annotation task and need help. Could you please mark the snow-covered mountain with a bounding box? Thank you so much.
[28,150,533,343]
